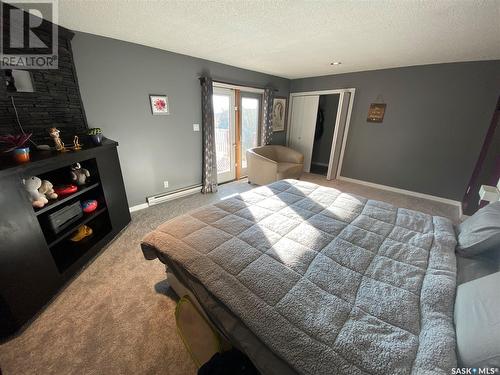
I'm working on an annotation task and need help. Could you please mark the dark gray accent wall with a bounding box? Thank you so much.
[71,32,289,206]
[291,61,500,201]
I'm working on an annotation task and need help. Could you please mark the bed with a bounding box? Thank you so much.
[141,179,458,374]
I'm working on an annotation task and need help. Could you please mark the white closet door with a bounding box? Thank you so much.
[327,91,351,180]
[288,95,320,172]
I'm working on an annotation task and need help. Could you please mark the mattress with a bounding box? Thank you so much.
[142,179,458,374]
[163,256,297,375]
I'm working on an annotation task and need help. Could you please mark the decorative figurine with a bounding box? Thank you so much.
[49,127,66,152]
[73,136,82,150]
[23,176,49,208]
[70,225,93,242]
[38,180,58,200]
[81,199,98,213]
[70,163,90,186]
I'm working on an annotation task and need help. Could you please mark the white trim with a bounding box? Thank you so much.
[287,88,356,180]
[289,89,355,97]
[326,92,346,180]
[129,203,149,213]
[213,81,264,94]
[337,176,462,207]
[336,90,355,179]
[147,185,201,206]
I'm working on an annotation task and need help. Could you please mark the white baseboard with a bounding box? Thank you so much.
[129,203,149,213]
[337,176,462,208]
[147,185,201,206]
[129,185,202,212]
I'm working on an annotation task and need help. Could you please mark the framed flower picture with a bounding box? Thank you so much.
[149,95,169,115]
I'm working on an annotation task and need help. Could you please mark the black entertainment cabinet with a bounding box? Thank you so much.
[0,139,130,338]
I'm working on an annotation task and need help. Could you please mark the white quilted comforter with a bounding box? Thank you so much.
[142,179,457,374]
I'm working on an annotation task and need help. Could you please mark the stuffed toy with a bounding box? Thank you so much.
[70,163,90,186]
[38,180,58,200]
[70,224,93,242]
[23,176,48,208]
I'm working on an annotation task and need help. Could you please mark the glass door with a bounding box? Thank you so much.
[213,87,236,183]
[240,93,261,177]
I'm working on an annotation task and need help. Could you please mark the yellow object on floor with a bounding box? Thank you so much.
[70,225,93,242]
[175,296,222,368]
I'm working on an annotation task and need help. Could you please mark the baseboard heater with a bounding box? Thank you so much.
[147,184,202,206]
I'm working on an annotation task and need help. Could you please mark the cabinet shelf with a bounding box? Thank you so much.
[47,207,108,248]
[50,212,112,275]
[35,182,100,216]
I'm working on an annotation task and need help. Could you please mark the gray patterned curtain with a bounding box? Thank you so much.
[261,88,274,145]
[200,77,218,193]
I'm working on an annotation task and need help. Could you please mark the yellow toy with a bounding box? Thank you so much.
[70,225,93,242]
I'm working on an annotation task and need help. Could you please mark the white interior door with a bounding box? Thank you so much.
[288,95,320,172]
[213,87,236,183]
[327,91,351,180]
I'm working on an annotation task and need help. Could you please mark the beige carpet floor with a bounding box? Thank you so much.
[0,174,459,375]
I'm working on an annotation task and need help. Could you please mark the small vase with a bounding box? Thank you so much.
[90,134,103,145]
[13,147,30,163]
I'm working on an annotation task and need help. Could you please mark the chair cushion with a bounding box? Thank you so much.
[457,201,500,257]
[455,271,500,367]
[276,162,302,180]
[252,146,276,161]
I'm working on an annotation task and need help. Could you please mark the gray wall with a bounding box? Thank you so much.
[291,61,500,201]
[312,94,340,165]
[71,32,290,206]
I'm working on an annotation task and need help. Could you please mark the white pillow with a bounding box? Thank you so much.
[455,271,500,367]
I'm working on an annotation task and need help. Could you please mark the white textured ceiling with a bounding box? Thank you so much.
[57,0,500,79]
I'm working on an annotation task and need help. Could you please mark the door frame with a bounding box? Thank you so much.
[286,88,356,180]
[213,82,264,181]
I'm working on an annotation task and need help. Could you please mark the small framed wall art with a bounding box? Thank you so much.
[149,95,169,115]
[367,103,386,123]
[272,97,287,132]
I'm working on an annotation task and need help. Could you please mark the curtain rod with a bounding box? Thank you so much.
[198,76,278,92]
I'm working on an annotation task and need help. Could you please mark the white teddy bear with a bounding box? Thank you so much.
[23,176,49,208]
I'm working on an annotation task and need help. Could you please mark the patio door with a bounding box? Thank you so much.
[213,87,236,183]
[239,92,261,177]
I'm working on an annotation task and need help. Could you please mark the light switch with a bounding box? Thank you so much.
[193,123,200,132]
